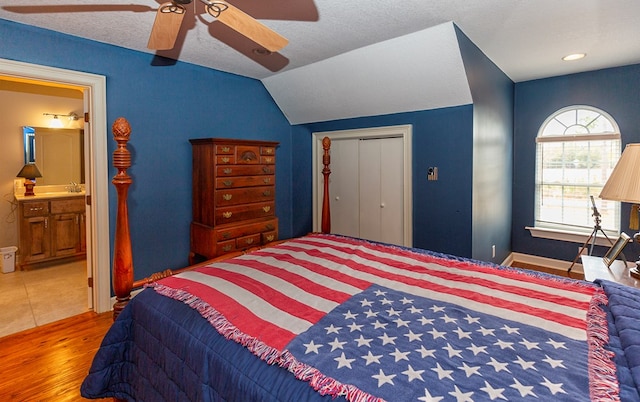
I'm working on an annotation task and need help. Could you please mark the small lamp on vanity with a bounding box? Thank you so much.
[599,143,640,280]
[16,163,42,197]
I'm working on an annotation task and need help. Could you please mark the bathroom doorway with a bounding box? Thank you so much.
[0,58,111,317]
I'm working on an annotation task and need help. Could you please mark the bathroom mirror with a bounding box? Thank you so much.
[23,126,85,185]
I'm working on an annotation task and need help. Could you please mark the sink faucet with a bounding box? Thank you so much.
[67,182,82,193]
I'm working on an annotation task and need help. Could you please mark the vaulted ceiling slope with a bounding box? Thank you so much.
[263,22,473,125]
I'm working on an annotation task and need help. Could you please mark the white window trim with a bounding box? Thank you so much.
[526,226,618,247]
[533,105,621,239]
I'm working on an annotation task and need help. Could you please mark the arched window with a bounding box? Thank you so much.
[535,106,621,236]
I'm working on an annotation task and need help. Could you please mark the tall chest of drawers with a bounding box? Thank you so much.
[189,138,278,262]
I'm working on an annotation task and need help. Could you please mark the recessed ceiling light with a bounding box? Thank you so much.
[562,53,586,61]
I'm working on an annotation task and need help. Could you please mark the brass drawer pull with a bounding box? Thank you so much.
[265,224,274,230]
[223,180,233,187]
[263,178,271,184]
[223,194,232,201]
[264,157,273,163]
[223,212,232,218]
[223,168,232,175]
[245,238,254,245]
[262,206,271,213]
[221,146,231,153]
[222,232,231,239]
[262,167,271,174]
[262,190,271,196]
[222,244,233,252]
[265,148,273,155]
[221,157,230,163]
[265,235,275,242]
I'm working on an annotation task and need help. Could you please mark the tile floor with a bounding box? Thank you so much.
[0,259,89,338]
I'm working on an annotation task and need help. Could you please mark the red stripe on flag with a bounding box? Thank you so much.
[159,276,297,349]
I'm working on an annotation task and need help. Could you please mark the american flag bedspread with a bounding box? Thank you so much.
[139,233,627,401]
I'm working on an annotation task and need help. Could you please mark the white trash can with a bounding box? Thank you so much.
[1,246,18,273]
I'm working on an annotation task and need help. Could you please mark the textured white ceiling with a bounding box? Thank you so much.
[2,0,638,82]
[2,1,639,123]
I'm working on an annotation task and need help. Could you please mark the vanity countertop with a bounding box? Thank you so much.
[14,184,85,202]
[14,191,85,202]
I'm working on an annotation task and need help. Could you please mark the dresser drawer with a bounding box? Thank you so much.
[216,165,274,177]
[216,175,275,189]
[22,201,49,217]
[236,146,260,164]
[215,202,275,225]
[216,186,274,206]
[261,146,276,156]
[236,233,261,249]
[260,155,275,164]
[216,155,235,164]
[215,218,278,241]
[215,144,234,155]
[261,230,278,244]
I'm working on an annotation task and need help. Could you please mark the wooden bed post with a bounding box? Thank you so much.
[111,117,133,321]
[321,137,331,234]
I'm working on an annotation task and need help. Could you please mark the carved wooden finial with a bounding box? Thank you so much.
[112,117,132,179]
[321,137,331,234]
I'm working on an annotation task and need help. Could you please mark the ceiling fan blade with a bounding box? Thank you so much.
[147,2,186,50]
[210,2,288,52]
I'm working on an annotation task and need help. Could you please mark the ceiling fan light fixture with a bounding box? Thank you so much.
[562,53,586,61]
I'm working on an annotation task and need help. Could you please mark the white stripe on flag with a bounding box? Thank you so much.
[177,271,314,334]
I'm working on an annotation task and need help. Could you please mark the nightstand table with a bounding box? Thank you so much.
[581,255,640,288]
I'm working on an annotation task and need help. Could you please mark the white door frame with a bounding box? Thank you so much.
[311,125,413,247]
[0,58,111,313]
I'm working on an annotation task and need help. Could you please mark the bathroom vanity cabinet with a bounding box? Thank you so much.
[17,195,86,268]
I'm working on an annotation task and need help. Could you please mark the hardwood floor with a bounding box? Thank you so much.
[0,311,113,401]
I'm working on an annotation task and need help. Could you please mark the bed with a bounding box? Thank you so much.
[82,118,640,401]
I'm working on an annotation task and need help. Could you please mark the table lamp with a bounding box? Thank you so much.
[599,143,640,279]
[16,163,42,196]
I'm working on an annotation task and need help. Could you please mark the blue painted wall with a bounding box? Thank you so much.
[294,106,475,258]
[455,27,514,263]
[513,64,640,262]
[0,19,293,280]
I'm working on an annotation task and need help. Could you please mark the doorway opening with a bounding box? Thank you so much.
[0,58,111,315]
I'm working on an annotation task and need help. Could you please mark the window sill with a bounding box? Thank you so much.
[525,226,616,247]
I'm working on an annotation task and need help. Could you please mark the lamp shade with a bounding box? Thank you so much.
[16,163,42,180]
[600,143,640,203]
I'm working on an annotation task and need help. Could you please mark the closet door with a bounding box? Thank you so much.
[359,137,403,245]
[328,139,360,238]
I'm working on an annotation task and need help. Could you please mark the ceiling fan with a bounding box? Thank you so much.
[149,0,288,52]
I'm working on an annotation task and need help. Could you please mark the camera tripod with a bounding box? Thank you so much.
[568,196,613,273]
